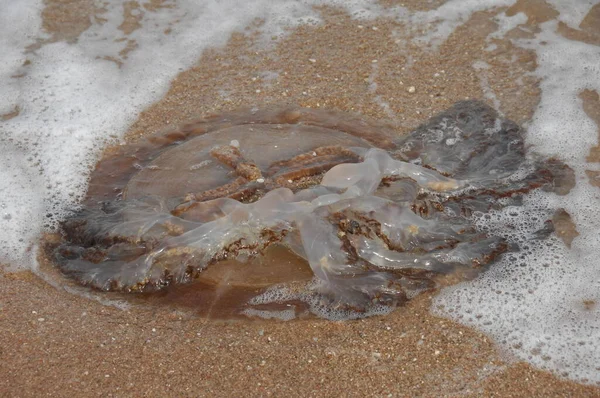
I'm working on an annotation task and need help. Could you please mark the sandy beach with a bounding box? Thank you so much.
[2,1,600,396]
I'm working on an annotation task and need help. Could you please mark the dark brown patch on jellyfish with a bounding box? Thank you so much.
[55,101,569,320]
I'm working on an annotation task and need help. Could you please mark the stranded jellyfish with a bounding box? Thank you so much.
[55,101,573,319]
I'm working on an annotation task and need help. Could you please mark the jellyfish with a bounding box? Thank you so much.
[55,101,572,319]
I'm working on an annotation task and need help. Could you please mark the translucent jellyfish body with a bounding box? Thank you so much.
[55,101,572,319]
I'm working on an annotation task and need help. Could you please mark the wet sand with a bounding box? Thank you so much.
[3,1,600,397]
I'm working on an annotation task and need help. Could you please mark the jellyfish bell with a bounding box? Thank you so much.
[124,123,375,203]
[54,101,572,320]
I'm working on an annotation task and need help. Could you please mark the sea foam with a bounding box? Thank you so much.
[432,9,600,385]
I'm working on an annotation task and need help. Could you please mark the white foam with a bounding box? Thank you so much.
[242,307,297,321]
[434,12,600,386]
[472,61,501,111]
[546,0,597,28]
[409,0,516,47]
[489,11,528,41]
[0,149,44,268]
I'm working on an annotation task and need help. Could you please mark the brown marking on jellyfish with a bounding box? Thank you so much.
[266,145,360,175]
[411,197,444,218]
[177,146,362,215]
[271,162,344,186]
[209,145,263,181]
[440,160,565,214]
[184,176,249,203]
[208,145,243,168]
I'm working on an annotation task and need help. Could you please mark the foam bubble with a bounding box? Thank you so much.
[242,307,297,321]
[0,149,44,268]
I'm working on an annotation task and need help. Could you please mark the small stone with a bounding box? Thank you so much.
[230,139,240,148]
[408,86,416,93]
[309,58,316,63]
[37,317,45,322]
[256,178,265,183]
[434,350,441,356]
